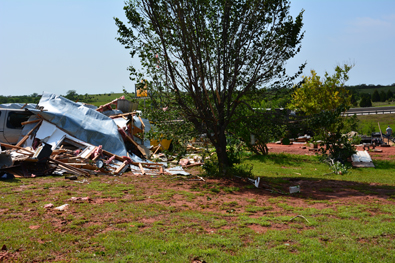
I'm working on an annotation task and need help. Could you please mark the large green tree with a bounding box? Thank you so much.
[115,0,304,175]
[372,89,380,102]
[287,65,352,115]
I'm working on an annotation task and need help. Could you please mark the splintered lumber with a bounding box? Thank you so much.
[21,119,41,126]
[16,120,43,147]
[183,162,203,168]
[100,149,162,171]
[109,112,136,119]
[49,158,90,176]
[67,163,99,170]
[140,162,164,168]
[138,163,146,175]
[138,116,145,141]
[85,146,98,160]
[378,122,384,142]
[20,103,28,109]
[52,146,65,160]
[116,128,146,157]
[138,116,145,130]
[153,144,161,155]
[101,150,125,162]
[114,161,128,174]
[0,143,34,155]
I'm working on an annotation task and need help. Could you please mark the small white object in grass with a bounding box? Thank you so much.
[54,204,69,211]
[289,185,300,194]
[44,203,53,208]
[255,177,260,188]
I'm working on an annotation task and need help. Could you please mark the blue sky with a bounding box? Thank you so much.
[0,0,394,96]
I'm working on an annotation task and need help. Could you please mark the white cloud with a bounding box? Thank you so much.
[342,15,395,43]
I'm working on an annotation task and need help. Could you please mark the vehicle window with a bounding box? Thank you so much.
[6,111,32,129]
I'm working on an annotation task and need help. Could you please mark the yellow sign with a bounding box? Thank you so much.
[136,83,148,97]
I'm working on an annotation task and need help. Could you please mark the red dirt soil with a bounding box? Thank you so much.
[266,143,395,161]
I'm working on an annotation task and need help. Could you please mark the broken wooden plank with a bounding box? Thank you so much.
[20,103,28,109]
[49,158,90,176]
[141,162,163,166]
[114,161,128,175]
[16,120,43,147]
[153,144,161,155]
[378,122,384,142]
[183,162,203,168]
[0,143,34,155]
[21,119,41,126]
[138,163,146,175]
[116,128,146,158]
[84,146,98,160]
[67,163,99,170]
[109,112,136,119]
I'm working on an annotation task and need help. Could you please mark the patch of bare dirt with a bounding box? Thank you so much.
[267,143,395,161]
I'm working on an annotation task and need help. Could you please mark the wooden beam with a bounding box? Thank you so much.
[378,122,384,142]
[114,161,128,175]
[138,163,145,175]
[67,163,99,170]
[49,158,90,176]
[0,143,34,155]
[153,144,161,155]
[116,127,146,158]
[20,103,28,109]
[21,119,41,126]
[109,112,136,119]
[16,120,43,147]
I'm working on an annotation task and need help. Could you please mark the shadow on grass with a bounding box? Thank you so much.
[232,153,395,200]
[231,175,395,201]
[374,159,395,169]
[0,177,21,184]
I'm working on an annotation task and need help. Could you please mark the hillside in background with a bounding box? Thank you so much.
[347,84,395,95]
[0,92,128,107]
[2,83,395,109]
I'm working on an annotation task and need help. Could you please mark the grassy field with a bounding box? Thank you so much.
[1,153,395,262]
[85,92,125,107]
[353,113,395,135]
[371,101,395,107]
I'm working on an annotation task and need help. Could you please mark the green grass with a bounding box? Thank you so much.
[1,153,395,262]
[371,101,395,107]
[355,113,395,135]
[241,152,395,185]
[84,92,125,106]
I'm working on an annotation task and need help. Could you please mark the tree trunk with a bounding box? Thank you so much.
[213,129,230,176]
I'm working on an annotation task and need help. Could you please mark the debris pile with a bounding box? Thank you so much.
[0,93,200,179]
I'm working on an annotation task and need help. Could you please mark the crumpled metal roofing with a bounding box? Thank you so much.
[29,93,127,156]
[0,103,36,109]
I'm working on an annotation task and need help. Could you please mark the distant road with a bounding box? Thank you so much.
[344,106,395,116]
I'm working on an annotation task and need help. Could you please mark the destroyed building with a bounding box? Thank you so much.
[0,93,194,179]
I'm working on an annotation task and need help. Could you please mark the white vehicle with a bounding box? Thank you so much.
[0,109,33,144]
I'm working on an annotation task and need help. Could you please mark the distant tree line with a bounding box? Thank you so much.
[345,84,395,108]
[0,91,103,105]
[0,93,41,104]
[346,83,395,90]
[64,90,98,103]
